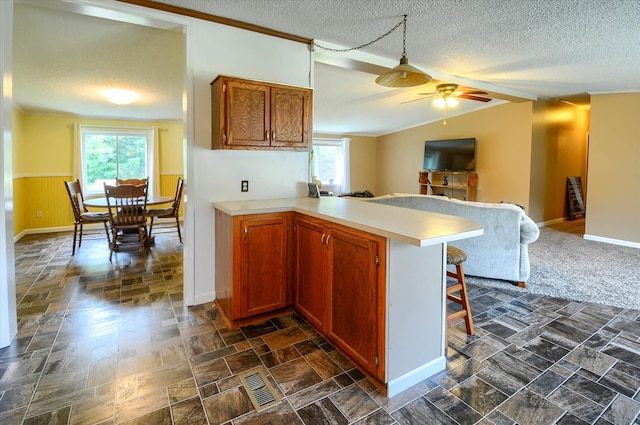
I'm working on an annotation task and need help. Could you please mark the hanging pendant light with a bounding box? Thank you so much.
[375,15,432,88]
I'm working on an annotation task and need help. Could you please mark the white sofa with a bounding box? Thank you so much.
[364,194,540,286]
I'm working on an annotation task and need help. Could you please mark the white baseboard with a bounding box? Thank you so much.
[583,234,640,249]
[536,217,567,227]
[532,218,640,248]
[13,230,27,242]
[386,356,446,397]
[13,219,183,243]
[193,292,215,306]
[13,223,104,242]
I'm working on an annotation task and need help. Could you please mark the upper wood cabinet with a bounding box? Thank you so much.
[211,76,312,151]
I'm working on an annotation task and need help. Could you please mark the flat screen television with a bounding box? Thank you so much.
[423,138,476,171]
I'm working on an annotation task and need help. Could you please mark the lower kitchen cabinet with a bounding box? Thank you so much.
[216,209,386,383]
[293,216,327,330]
[215,210,292,322]
[293,214,386,381]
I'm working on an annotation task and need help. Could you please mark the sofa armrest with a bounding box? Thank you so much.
[520,215,540,244]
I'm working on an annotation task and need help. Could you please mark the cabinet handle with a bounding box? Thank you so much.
[265,130,269,141]
[244,227,248,240]
[325,234,331,246]
[321,233,326,245]
[272,130,275,142]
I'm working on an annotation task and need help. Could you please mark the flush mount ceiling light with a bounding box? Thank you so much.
[375,15,432,88]
[104,88,138,105]
[314,14,431,88]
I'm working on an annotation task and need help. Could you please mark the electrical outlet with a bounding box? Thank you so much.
[241,180,249,192]
[36,210,43,218]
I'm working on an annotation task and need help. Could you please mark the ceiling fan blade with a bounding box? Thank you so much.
[416,92,437,96]
[401,97,432,105]
[462,90,488,96]
[458,93,492,102]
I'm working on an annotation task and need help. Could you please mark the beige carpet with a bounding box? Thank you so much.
[465,219,640,311]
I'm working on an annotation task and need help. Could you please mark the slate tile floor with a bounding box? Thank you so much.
[1,231,640,424]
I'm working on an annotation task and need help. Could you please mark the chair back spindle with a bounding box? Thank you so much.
[104,183,149,261]
[64,179,110,254]
[147,177,184,243]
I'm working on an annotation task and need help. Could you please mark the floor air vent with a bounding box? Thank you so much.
[239,368,281,412]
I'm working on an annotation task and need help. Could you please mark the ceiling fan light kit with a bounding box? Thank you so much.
[433,84,460,108]
[433,96,459,109]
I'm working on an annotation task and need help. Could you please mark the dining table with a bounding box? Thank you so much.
[84,195,174,248]
[83,195,174,208]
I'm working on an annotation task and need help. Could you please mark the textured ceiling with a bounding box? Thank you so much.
[12,0,640,136]
[13,2,185,121]
[157,0,639,99]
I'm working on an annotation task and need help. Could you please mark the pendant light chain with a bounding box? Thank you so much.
[401,15,407,57]
[313,15,405,53]
[315,14,431,88]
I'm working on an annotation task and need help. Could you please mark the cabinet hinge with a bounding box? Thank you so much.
[375,355,379,366]
[375,255,380,265]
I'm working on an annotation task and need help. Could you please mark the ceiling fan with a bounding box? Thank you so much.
[403,83,493,108]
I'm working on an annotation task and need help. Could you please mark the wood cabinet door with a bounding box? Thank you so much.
[237,215,288,319]
[270,86,311,149]
[294,216,327,331]
[226,79,270,147]
[326,226,384,380]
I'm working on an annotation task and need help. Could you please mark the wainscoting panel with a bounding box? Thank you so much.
[13,174,184,237]
[13,177,27,236]
[23,176,74,231]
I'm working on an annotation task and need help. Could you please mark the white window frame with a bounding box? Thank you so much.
[312,138,344,185]
[80,126,154,196]
[312,137,350,195]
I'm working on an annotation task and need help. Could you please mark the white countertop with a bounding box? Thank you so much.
[213,196,483,247]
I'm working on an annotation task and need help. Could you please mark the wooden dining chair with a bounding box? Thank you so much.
[147,177,184,243]
[104,183,149,261]
[116,177,148,186]
[64,180,110,255]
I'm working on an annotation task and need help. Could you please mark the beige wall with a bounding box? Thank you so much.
[586,92,640,244]
[529,100,589,223]
[348,135,378,193]
[377,102,534,211]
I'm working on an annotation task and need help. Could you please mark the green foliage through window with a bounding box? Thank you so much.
[83,130,148,193]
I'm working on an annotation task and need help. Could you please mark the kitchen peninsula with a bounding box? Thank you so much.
[213,196,483,396]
